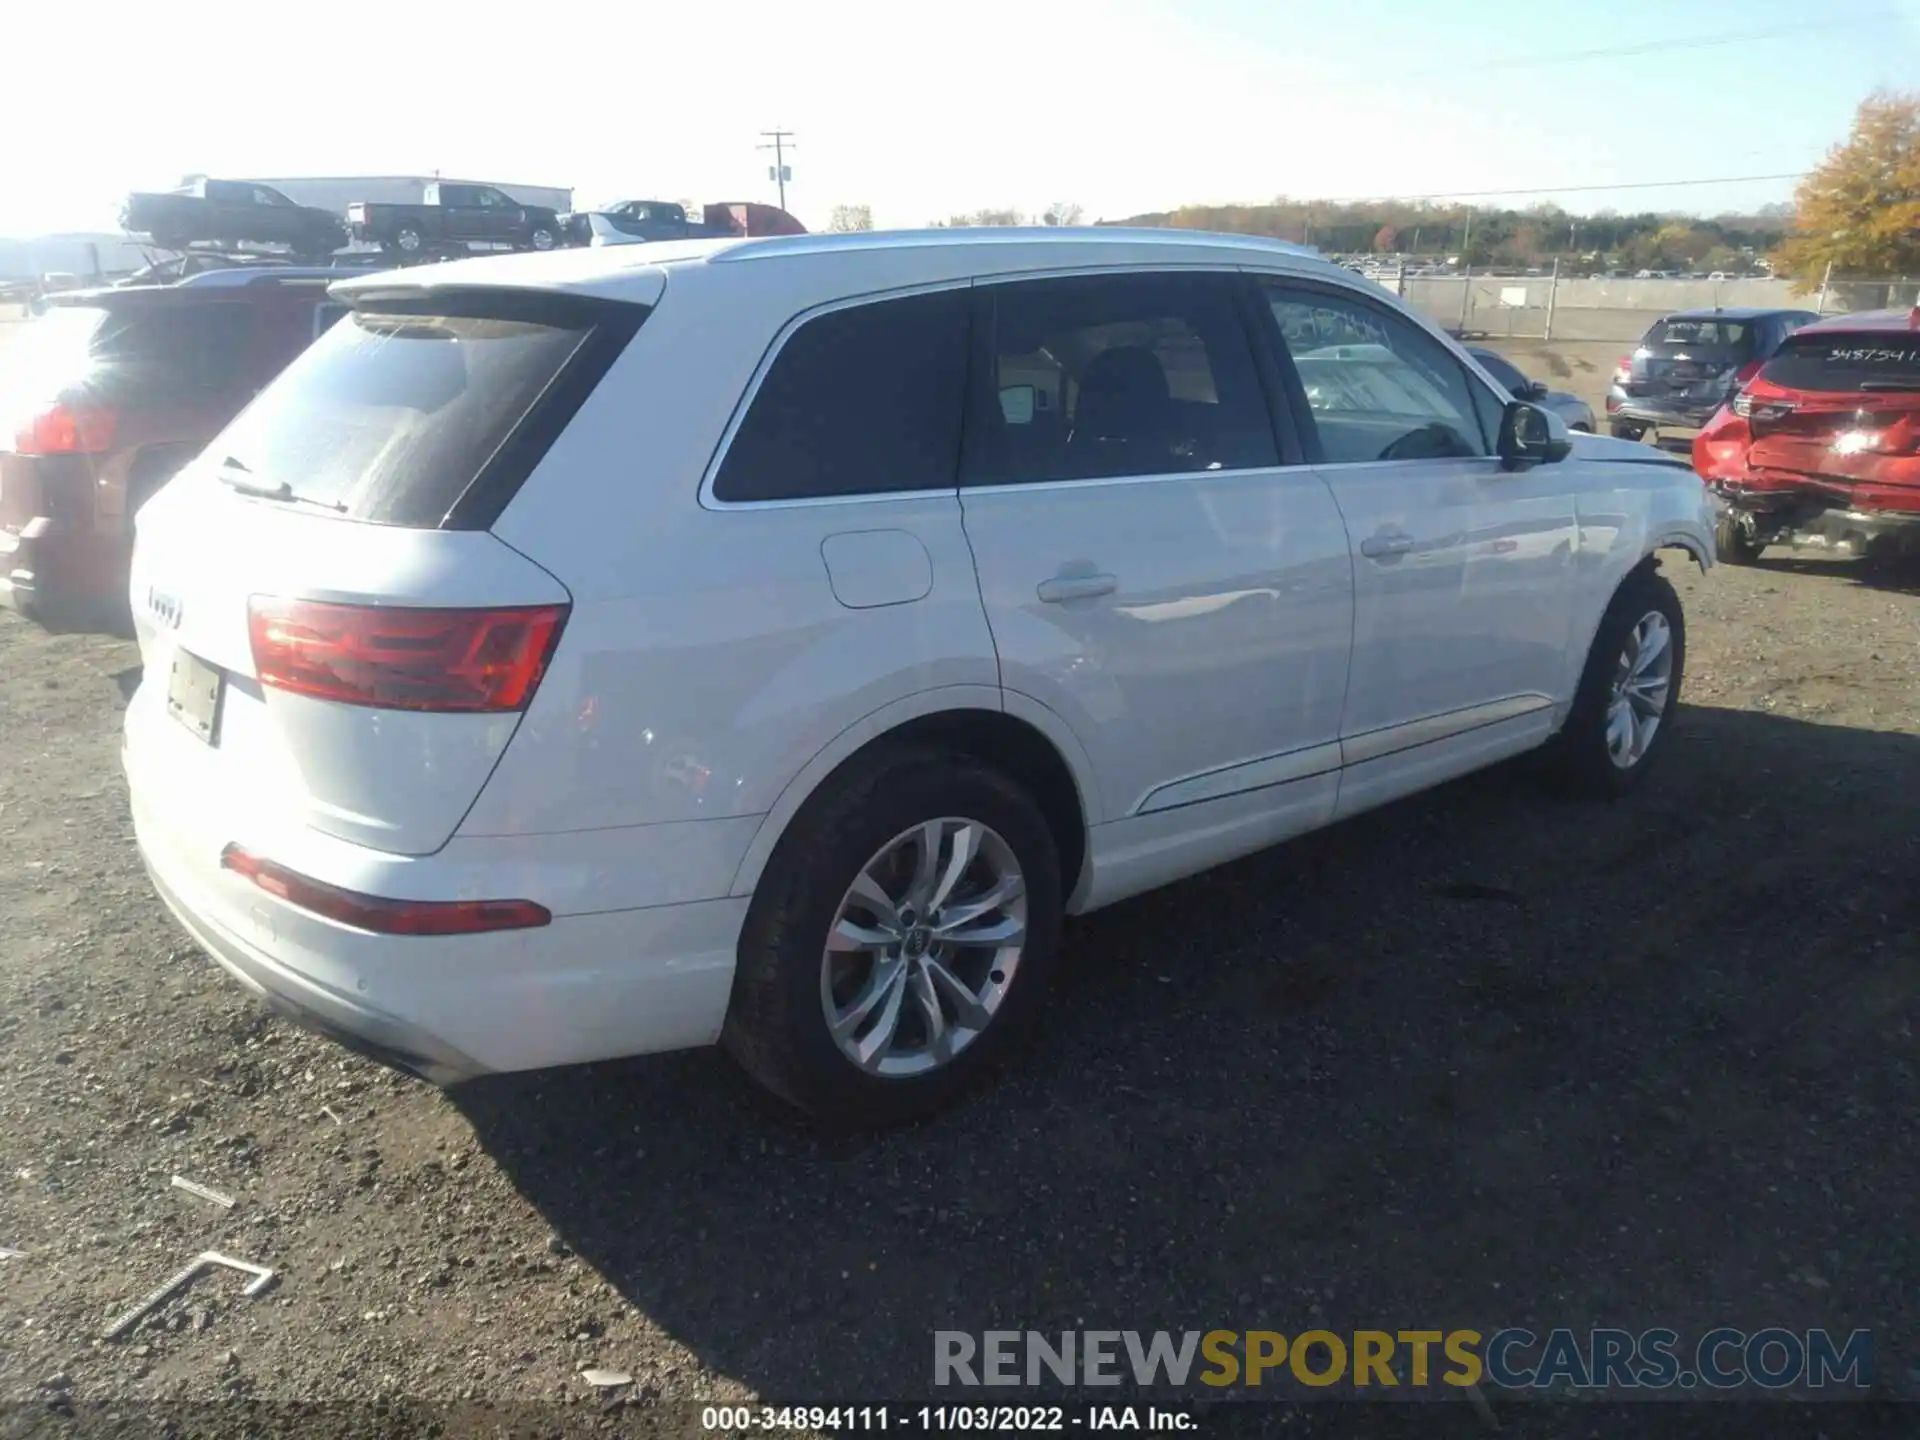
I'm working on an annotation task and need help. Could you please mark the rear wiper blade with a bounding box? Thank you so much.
[1856,380,1920,392]
[216,456,346,512]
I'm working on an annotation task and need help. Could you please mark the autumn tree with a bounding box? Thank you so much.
[1775,89,1920,283]
[1042,201,1085,227]
[827,204,873,232]
[1373,224,1399,253]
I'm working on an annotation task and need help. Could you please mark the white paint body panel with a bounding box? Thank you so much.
[122,230,1713,1079]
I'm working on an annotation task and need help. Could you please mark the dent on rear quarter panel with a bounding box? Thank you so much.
[465,264,1003,838]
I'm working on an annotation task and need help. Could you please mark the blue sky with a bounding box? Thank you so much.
[2,0,1914,237]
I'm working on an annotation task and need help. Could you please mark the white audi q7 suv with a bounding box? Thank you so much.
[125,229,1716,1123]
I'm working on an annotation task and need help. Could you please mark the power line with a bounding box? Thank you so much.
[1393,14,1884,79]
[1314,171,1807,205]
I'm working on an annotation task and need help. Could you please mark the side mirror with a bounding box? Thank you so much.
[1498,400,1572,470]
[1522,379,1550,401]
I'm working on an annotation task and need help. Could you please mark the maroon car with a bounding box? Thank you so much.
[1,268,346,630]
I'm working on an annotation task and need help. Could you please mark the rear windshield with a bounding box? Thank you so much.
[1757,334,1920,393]
[1645,318,1752,353]
[207,303,603,527]
[4,301,253,394]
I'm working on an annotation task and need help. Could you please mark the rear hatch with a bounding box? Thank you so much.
[126,285,645,857]
[1741,329,1920,498]
[1627,315,1759,409]
[1,298,235,536]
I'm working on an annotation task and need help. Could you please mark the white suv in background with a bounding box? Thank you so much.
[125,230,1714,1124]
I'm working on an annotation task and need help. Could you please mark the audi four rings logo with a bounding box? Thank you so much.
[146,587,183,630]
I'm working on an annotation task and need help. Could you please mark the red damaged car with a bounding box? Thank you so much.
[1693,304,1920,564]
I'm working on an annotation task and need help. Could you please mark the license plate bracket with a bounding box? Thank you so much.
[166,649,225,746]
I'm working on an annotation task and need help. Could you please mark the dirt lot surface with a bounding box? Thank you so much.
[3,553,1917,1434]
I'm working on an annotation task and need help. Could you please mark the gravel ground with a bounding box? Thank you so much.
[1,552,1917,1434]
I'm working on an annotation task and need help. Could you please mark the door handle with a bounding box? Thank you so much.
[1036,573,1117,604]
[1359,532,1415,559]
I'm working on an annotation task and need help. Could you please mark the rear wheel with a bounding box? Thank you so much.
[1715,507,1767,565]
[723,744,1063,1126]
[1609,420,1648,442]
[527,226,558,251]
[1547,565,1685,799]
[390,224,425,257]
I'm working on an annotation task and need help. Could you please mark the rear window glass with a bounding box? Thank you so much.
[1758,334,1920,393]
[1645,318,1752,352]
[7,302,253,393]
[207,307,593,526]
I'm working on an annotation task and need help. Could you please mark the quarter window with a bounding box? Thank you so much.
[1264,284,1491,464]
[964,271,1278,485]
[712,289,969,502]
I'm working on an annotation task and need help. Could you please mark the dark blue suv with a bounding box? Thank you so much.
[1606,307,1819,447]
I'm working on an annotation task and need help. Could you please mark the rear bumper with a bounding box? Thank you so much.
[1709,479,1920,554]
[1607,396,1724,431]
[124,692,750,1082]
[1,519,128,627]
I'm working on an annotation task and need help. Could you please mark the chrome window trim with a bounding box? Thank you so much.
[699,264,1293,511]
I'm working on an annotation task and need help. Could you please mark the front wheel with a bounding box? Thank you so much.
[1547,566,1685,799]
[723,744,1064,1126]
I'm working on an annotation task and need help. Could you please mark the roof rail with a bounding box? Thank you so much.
[174,267,346,289]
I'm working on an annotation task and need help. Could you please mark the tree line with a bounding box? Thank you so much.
[828,89,1918,284]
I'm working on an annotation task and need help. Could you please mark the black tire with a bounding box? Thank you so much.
[1609,420,1647,442]
[1715,507,1766,565]
[527,226,558,252]
[1571,423,1593,433]
[389,224,425,257]
[722,743,1064,1126]
[1547,564,1685,799]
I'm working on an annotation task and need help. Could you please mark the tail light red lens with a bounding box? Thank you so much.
[221,844,550,935]
[10,402,117,456]
[1612,356,1633,387]
[247,599,567,713]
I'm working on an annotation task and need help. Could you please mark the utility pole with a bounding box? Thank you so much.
[758,129,796,211]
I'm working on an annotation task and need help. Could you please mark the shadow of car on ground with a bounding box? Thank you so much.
[453,704,1918,1411]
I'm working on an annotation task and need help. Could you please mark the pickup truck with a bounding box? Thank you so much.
[561,199,808,248]
[346,183,564,258]
[122,180,347,261]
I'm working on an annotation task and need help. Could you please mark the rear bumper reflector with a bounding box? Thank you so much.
[219,844,550,936]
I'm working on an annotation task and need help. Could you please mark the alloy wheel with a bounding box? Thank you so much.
[1605,610,1673,769]
[819,818,1028,1079]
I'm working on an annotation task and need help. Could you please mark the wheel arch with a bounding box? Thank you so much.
[728,689,1097,910]
[1649,530,1712,572]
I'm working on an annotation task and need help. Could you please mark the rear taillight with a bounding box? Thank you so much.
[1611,356,1633,387]
[347,203,366,222]
[221,844,550,935]
[1732,392,1753,418]
[247,599,568,713]
[9,402,117,456]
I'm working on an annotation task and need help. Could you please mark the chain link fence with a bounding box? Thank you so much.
[1386,270,1919,343]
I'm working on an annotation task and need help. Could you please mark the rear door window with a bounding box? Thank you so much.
[207,294,635,526]
[712,288,969,502]
[1758,334,1920,393]
[963,270,1278,485]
